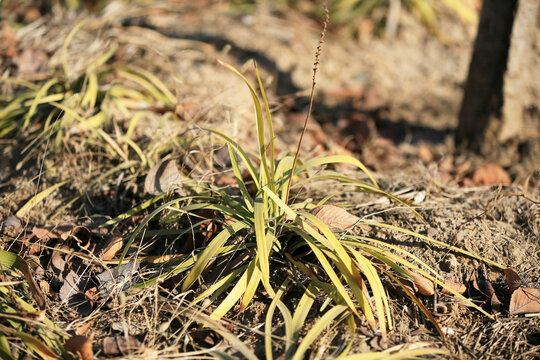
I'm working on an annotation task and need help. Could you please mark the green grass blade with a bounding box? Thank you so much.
[240,256,262,311]
[346,246,391,333]
[210,262,251,320]
[182,220,250,291]
[0,324,59,360]
[254,62,276,184]
[62,19,87,79]
[128,66,176,105]
[291,305,349,360]
[194,264,248,302]
[205,128,259,189]
[81,72,98,109]
[117,68,171,105]
[117,197,193,271]
[254,195,273,295]
[286,281,318,358]
[227,143,253,211]
[218,60,271,187]
[263,186,361,317]
[366,222,504,269]
[16,180,69,218]
[22,77,57,130]
[0,333,14,360]
[265,277,291,360]
[296,155,379,188]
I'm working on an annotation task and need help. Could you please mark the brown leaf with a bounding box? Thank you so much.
[504,268,522,295]
[50,245,69,272]
[75,321,94,336]
[441,280,467,295]
[59,271,82,303]
[32,223,76,241]
[103,335,145,356]
[509,287,540,315]
[473,163,512,186]
[101,236,123,260]
[311,205,360,232]
[491,292,502,313]
[65,334,93,360]
[405,269,434,296]
[470,269,502,313]
[144,159,184,195]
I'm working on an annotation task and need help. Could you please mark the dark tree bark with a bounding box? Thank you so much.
[456,1,517,153]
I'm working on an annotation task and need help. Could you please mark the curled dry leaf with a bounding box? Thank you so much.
[441,280,467,295]
[472,163,512,186]
[62,226,92,249]
[144,159,184,195]
[103,335,145,356]
[405,269,434,296]
[311,204,360,232]
[504,268,522,295]
[64,333,94,360]
[509,287,540,315]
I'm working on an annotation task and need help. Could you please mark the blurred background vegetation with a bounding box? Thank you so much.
[2,0,479,40]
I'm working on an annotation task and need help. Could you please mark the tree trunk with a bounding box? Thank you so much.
[456,1,517,153]
[500,0,540,142]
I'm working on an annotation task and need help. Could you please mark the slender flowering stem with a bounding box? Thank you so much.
[285,5,329,206]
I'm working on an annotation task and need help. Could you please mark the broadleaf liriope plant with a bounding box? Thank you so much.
[108,7,504,360]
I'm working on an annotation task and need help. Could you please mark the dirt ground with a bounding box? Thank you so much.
[1,1,539,359]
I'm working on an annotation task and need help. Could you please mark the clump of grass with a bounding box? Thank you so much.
[0,19,183,214]
[104,10,502,358]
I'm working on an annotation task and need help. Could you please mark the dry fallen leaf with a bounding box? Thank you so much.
[509,288,540,315]
[405,269,434,296]
[473,163,512,186]
[441,280,467,295]
[504,268,522,295]
[65,334,93,360]
[311,204,360,232]
[101,236,123,261]
[144,159,184,195]
[103,335,145,356]
[32,223,77,241]
[470,269,502,313]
